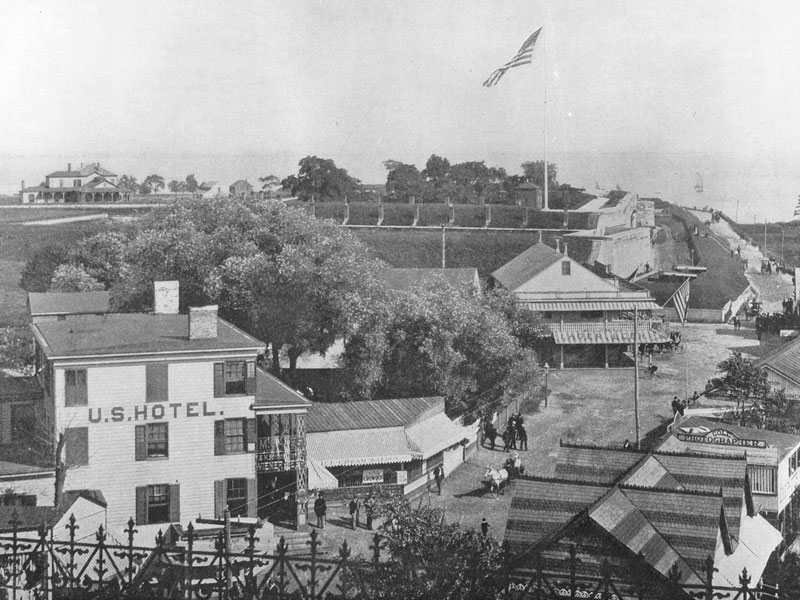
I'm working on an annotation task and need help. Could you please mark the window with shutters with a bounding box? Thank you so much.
[226,478,248,517]
[147,424,169,459]
[748,465,776,495]
[225,419,246,453]
[561,261,571,276]
[215,418,256,455]
[214,361,255,397]
[65,369,87,406]
[146,363,169,402]
[65,427,88,467]
[147,485,170,524]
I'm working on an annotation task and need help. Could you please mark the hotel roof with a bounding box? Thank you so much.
[28,291,110,317]
[33,314,264,358]
[490,242,564,291]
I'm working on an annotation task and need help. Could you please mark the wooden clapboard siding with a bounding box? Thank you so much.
[57,354,260,527]
[0,472,55,506]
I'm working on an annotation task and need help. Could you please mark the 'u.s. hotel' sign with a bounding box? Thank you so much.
[86,401,222,423]
[677,428,767,449]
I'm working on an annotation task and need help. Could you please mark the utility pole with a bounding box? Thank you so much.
[633,308,640,450]
[782,228,785,263]
[735,197,740,223]
[764,219,767,251]
[441,225,446,268]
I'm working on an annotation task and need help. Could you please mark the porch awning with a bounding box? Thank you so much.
[406,413,471,460]
[307,456,339,490]
[306,428,414,467]
[520,300,662,312]
[552,329,670,345]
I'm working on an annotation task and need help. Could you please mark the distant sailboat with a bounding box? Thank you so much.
[793,195,800,221]
[694,173,704,193]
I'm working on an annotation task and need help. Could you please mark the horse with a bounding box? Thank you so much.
[483,422,498,450]
[484,467,509,498]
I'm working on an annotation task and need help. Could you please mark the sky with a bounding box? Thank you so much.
[2,0,800,222]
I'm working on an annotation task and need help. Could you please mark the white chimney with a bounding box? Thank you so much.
[154,281,180,314]
[555,239,561,253]
[67,163,72,172]
[189,305,218,340]
[563,243,568,257]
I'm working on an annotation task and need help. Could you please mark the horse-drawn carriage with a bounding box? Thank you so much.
[483,453,524,497]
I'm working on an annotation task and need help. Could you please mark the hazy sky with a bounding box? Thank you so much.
[3,0,800,221]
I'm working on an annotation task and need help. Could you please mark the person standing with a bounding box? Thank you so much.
[314,492,327,529]
[365,493,375,530]
[481,518,489,538]
[349,496,361,530]
[433,464,444,495]
[517,423,528,451]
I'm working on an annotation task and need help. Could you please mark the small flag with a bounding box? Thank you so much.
[670,278,691,326]
[793,195,800,220]
[483,27,542,87]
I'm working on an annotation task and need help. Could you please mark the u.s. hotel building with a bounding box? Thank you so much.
[31,297,278,528]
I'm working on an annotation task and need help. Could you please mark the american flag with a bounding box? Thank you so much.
[483,27,542,87]
[670,278,691,326]
[793,195,800,221]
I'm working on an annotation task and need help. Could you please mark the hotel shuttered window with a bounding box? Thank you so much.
[65,369,88,406]
[135,484,180,525]
[135,424,169,460]
[146,363,169,402]
[214,478,257,518]
[213,361,255,397]
[747,465,776,495]
[214,418,256,455]
[64,427,89,467]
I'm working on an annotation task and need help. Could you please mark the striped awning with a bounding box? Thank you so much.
[307,456,339,490]
[406,413,472,460]
[306,428,414,467]
[521,301,662,312]
[552,329,670,345]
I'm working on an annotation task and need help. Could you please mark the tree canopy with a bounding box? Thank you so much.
[51,197,386,372]
[717,351,769,404]
[281,156,362,202]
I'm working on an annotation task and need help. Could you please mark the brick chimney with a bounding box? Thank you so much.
[154,281,179,314]
[189,305,218,340]
[67,163,71,172]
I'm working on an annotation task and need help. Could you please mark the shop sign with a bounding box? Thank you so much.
[362,469,384,484]
[677,428,767,449]
[395,470,408,485]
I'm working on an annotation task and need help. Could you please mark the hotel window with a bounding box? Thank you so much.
[748,465,776,495]
[562,261,571,276]
[64,369,88,406]
[214,361,255,396]
[73,179,81,188]
[214,418,256,455]
[214,478,256,519]
[135,484,180,525]
[135,423,169,460]
[64,427,88,467]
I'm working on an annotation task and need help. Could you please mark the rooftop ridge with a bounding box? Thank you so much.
[653,449,747,462]
[559,439,646,453]
[514,474,610,487]
[619,483,722,498]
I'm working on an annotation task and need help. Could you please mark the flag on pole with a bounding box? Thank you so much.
[669,278,691,326]
[483,27,542,87]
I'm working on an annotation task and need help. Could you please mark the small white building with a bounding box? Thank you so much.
[21,162,132,204]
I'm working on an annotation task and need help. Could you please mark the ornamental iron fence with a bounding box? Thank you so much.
[0,511,790,599]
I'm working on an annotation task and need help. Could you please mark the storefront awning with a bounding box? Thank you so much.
[307,456,339,490]
[552,329,670,345]
[406,413,472,460]
[521,301,662,312]
[306,428,414,467]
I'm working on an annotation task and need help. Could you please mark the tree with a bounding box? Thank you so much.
[422,154,451,190]
[521,160,558,190]
[283,156,362,202]
[118,174,138,192]
[185,174,199,193]
[352,496,506,600]
[168,180,181,194]
[68,197,385,373]
[717,351,769,407]
[19,244,71,292]
[143,174,165,194]
[384,160,428,203]
[341,279,540,416]
[259,175,280,198]
[50,264,105,292]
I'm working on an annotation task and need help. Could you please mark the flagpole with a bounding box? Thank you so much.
[543,26,549,211]
[634,307,640,450]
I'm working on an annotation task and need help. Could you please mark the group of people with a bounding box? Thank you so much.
[313,491,377,530]
[482,413,527,452]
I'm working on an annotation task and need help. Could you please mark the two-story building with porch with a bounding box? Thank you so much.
[489,240,667,368]
[21,163,132,204]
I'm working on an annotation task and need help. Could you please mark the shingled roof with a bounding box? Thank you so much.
[490,242,564,291]
[757,335,800,388]
[305,397,441,433]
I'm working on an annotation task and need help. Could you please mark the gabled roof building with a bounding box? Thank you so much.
[505,443,782,596]
[21,162,132,204]
[490,240,668,368]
